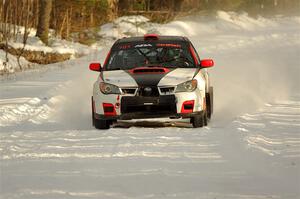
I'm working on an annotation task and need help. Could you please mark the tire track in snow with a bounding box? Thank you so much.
[0,128,222,162]
[235,99,300,158]
[0,97,56,126]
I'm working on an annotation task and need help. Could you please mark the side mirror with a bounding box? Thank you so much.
[200,59,214,68]
[89,63,101,72]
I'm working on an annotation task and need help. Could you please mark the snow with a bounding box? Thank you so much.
[0,50,34,73]
[1,12,300,199]
[8,36,53,53]
[97,11,300,40]
[8,35,94,57]
[98,15,151,39]
[1,26,96,74]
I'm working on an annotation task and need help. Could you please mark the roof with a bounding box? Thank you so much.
[115,35,189,44]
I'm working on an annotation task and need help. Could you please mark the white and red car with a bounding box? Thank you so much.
[90,34,214,129]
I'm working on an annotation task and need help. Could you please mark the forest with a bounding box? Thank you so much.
[0,0,299,45]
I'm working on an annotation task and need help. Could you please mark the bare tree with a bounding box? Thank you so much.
[108,0,119,21]
[2,0,11,72]
[17,0,32,70]
[36,0,52,45]
[173,0,184,12]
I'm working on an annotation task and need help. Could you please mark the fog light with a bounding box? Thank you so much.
[181,100,194,113]
[102,103,116,116]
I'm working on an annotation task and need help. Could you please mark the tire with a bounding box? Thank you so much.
[94,118,110,129]
[191,109,208,128]
[203,110,208,126]
[191,112,204,128]
[91,96,110,130]
[91,97,95,126]
[206,87,213,120]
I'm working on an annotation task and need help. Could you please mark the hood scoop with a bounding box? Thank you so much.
[130,67,170,74]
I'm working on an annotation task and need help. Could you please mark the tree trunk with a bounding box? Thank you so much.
[107,0,119,21]
[17,0,31,71]
[33,0,39,29]
[59,10,67,39]
[66,6,72,40]
[36,0,52,45]
[3,0,11,71]
[173,0,183,12]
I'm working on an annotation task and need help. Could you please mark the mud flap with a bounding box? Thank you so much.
[91,97,95,126]
[206,87,213,119]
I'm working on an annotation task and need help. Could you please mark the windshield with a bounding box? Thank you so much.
[105,42,196,70]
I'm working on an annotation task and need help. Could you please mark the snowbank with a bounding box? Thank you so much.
[1,28,95,74]
[9,35,92,57]
[3,11,299,75]
[98,15,151,39]
[0,50,34,74]
[98,11,300,40]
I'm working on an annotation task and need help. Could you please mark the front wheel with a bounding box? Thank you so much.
[92,97,111,130]
[206,87,213,120]
[191,111,207,128]
[94,118,110,129]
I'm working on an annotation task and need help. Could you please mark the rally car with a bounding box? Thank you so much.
[90,34,214,129]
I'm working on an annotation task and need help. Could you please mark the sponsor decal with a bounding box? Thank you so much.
[119,44,131,49]
[156,43,181,48]
[135,44,152,48]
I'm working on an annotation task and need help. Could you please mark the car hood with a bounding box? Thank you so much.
[101,70,138,87]
[158,68,197,86]
[101,68,197,87]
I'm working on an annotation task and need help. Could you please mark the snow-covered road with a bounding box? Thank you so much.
[1,12,300,198]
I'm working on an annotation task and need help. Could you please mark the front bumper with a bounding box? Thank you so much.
[93,91,204,120]
[94,111,204,120]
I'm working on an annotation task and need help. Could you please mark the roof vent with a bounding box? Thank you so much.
[130,67,169,74]
[144,34,159,40]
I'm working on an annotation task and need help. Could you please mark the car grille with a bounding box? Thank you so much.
[121,86,175,96]
[137,87,159,97]
[121,88,137,95]
[159,86,175,95]
[121,95,177,114]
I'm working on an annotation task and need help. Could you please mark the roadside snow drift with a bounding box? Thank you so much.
[1,26,96,74]
[0,12,299,199]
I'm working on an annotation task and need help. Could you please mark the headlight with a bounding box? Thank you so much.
[99,82,121,95]
[175,79,197,93]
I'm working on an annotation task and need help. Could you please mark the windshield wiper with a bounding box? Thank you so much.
[135,48,150,63]
[157,56,195,67]
[109,67,121,70]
